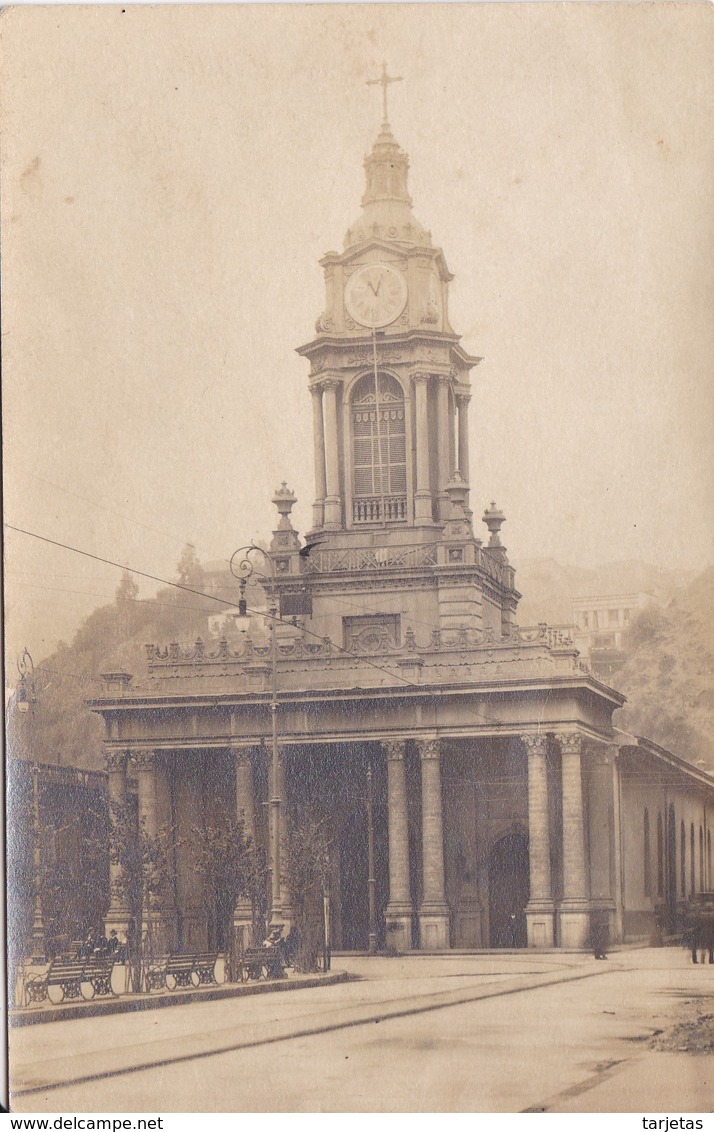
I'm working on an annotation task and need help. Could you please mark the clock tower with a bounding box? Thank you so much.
[282,84,520,647]
[298,112,480,537]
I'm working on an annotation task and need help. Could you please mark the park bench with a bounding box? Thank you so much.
[145,953,220,991]
[190,953,220,986]
[143,956,169,992]
[24,956,116,1006]
[241,947,286,982]
[81,955,116,999]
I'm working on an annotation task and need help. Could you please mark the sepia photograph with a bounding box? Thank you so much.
[2,1,714,1116]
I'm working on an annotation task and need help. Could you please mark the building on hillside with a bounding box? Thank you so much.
[572,592,659,682]
[89,97,714,954]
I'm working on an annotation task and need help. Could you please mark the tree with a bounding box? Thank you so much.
[115,570,139,604]
[115,570,140,641]
[176,544,205,592]
[109,800,175,986]
[6,764,110,973]
[40,787,110,947]
[184,818,265,951]
[284,806,333,972]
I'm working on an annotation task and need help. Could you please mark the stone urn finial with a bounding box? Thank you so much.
[445,472,469,519]
[482,501,506,546]
[272,482,297,530]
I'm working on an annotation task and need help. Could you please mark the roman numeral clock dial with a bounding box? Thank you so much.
[344,262,408,328]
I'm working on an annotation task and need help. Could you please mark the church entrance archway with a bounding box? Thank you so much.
[488,831,529,948]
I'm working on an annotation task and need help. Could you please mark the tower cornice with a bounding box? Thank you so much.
[296,328,482,371]
[321,242,454,280]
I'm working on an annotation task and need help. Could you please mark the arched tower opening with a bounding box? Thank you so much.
[351,372,406,525]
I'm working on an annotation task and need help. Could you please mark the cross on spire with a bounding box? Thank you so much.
[367,62,402,127]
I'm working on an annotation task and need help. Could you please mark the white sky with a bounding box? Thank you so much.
[3,3,713,665]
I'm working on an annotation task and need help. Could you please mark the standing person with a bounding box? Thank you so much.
[591,911,608,960]
[284,925,299,967]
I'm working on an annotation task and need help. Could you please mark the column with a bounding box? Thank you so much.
[584,741,617,948]
[383,740,413,951]
[173,754,204,950]
[611,748,624,942]
[522,734,555,947]
[136,749,158,838]
[154,753,178,950]
[235,746,256,845]
[322,379,342,529]
[413,372,432,524]
[436,376,451,520]
[233,747,257,947]
[418,738,450,949]
[104,748,131,935]
[456,393,471,513]
[558,732,590,947]
[135,749,170,951]
[311,384,327,530]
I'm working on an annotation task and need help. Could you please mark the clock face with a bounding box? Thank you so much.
[344,263,408,328]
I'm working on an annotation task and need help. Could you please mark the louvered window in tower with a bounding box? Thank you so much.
[351,372,407,523]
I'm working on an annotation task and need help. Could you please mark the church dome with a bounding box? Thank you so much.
[344,123,432,250]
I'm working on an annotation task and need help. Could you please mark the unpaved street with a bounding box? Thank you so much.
[10,949,714,1112]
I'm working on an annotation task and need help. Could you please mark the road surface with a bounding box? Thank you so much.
[10,949,713,1112]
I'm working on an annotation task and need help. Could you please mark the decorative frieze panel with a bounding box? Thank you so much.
[305,542,438,573]
[143,622,580,673]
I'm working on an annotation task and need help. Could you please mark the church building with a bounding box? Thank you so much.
[91,90,714,954]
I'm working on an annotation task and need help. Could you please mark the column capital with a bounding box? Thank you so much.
[417,737,441,761]
[412,370,430,385]
[309,382,324,398]
[584,738,619,762]
[319,377,341,392]
[455,392,471,406]
[383,739,407,762]
[556,732,582,757]
[103,748,128,773]
[134,749,157,772]
[521,733,548,757]
[231,745,254,768]
[436,372,453,387]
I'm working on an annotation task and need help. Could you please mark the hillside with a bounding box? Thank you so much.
[613,566,714,768]
[7,549,233,772]
[514,557,690,626]
[8,551,711,774]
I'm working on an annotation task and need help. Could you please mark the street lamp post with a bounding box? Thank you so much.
[30,763,46,962]
[17,649,46,962]
[230,545,285,928]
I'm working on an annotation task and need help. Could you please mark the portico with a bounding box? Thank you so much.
[94,616,627,953]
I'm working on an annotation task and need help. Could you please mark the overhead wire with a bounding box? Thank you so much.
[8,456,510,637]
[6,522,511,727]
